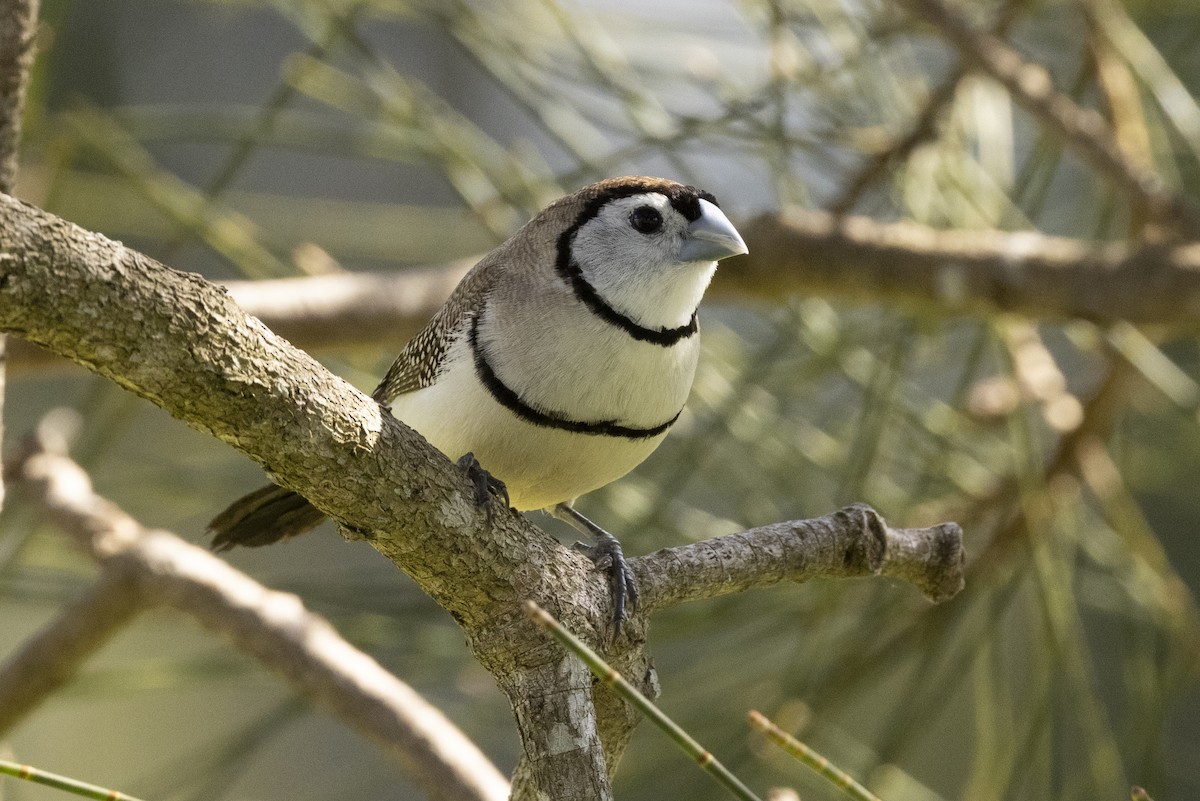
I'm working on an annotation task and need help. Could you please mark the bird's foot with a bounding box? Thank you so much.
[573,535,638,632]
[457,452,509,525]
[551,503,638,633]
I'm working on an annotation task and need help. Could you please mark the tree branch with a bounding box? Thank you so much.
[635,504,964,616]
[0,0,37,191]
[0,188,629,795]
[0,569,146,737]
[507,658,613,801]
[0,0,41,518]
[0,192,963,796]
[735,210,1200,328]
[10,443,511,801]
[0,192,531,624]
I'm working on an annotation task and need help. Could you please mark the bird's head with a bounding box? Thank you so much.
[553,177,747,331]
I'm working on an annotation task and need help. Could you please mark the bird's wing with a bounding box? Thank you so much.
[370,256,503,404]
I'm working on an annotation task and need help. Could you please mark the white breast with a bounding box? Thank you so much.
[387,331,673,511]
[386,273,699,511]
[484,271,699,424]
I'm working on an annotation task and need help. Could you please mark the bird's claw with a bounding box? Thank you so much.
[573,540,616,571]
[574,536,638,632]
[550,504,639,634]
[457,452,509,525]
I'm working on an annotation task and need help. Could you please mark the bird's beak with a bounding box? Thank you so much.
[678,198,749,263]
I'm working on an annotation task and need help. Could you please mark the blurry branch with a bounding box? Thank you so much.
[961,359,1137,566]
[0,0,41,518]
[895,0,1200,237]
[15,207,1200,373]
[62,106,292,278]
[636,504,964,615]
[5,263,471,371]
[0,568,145,736]
[1082,0,1153,177]
[0,0,37,191]
[0,192,963,798]
[831,0,1027,215]
[992,321,1083,434]
[730,211,1200,327]
[951,2,1200,670]
[223,260,472,346]
[1083,0,1200,168]
[8,441,511,801]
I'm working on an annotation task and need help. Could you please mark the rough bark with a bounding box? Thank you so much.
[636,504,965,615]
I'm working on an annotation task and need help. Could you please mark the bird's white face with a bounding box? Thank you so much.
[569,192,744,330]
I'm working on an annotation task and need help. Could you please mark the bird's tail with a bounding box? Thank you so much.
[208,483,327,551]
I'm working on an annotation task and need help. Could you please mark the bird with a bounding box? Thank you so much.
[208,176,748,628]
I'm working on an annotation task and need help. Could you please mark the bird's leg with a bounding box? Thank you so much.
[457,452,509,525]
[550,502,638,631]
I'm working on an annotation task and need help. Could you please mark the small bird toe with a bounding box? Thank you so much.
[457,452,510,524]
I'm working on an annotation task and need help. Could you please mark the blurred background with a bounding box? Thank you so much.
[4,0,1200,799]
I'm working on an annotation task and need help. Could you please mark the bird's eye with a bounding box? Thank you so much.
[629,206,663,234]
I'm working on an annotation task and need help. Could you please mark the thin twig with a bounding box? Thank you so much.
[748,711,884,801]
[524,601,764,801]
[0,759,148,801]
